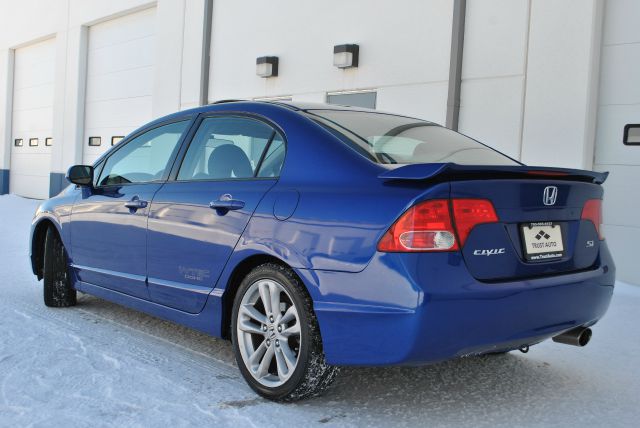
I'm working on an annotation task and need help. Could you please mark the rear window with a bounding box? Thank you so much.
[306,110,518,166]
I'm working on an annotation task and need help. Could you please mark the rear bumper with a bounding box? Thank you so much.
[299,244,615,366]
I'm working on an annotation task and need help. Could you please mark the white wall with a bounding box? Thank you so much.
[153,0,207,116]
[519,0,603,169]
[594,0,640,285]
[459,0,530,160]
[208,0,454,124]
[0,0,611,187]
[459,0,604,170]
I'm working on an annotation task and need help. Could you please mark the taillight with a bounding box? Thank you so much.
[377,200,458,252]
[581,199,603,240]
[377,198,499,252]
[451,199,499,246]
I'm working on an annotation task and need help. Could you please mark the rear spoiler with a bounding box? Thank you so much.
[378,163,608,184]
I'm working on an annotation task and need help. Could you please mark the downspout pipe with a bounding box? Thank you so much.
[446,0,466,131]
[200,0,213,106]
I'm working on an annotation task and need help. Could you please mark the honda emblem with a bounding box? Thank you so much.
[543,186,558,206]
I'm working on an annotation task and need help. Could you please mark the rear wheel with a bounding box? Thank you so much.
[231,263,338,401]
[43,227,76,307]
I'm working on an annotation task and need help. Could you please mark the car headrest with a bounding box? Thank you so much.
[208,144,253,179]
[412,142,431,158]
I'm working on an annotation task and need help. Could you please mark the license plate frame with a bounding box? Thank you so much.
[520,222,565,261]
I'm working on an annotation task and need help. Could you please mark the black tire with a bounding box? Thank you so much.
[43,227,76,307]
[231,263,338,401]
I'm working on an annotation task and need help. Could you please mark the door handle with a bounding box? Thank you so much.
[124,197,148,210]
[209,194,245,211]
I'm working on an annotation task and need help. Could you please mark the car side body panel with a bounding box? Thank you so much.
[70,184,162,300]
[146,179,278,313]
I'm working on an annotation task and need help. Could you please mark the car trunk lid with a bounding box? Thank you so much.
[380,164,606,281]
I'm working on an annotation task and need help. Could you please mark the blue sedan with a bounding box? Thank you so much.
[29,101,615,400]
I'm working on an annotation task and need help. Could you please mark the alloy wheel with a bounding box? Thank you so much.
[236,279,301,387]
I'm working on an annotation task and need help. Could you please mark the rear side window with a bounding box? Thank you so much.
[257,134,285,178]
[177,116,284,181]
[307,110,518,166]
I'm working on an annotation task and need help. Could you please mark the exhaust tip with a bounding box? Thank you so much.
[552,327,592,347]
[578,328,592,346]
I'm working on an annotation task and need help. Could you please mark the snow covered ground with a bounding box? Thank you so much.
[0,194,639,428]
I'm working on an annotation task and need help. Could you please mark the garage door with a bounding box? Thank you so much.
[83,7,156,165]
[593,0,640,285]
[10,38,56,199]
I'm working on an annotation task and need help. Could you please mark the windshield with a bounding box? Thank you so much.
[306,109,519,166]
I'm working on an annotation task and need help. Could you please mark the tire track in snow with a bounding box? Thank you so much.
[4,294,243,385]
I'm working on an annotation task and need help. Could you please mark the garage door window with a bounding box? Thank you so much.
[97,120,189,186]
[177,116,283,181]
[624,125,640,145]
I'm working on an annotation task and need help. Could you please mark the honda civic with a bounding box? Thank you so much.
[29,101,615,400]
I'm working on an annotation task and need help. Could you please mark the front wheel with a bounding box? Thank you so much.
[231,263,338,401]
[43,227,76,307]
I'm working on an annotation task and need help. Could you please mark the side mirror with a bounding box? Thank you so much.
[66,165,94,187]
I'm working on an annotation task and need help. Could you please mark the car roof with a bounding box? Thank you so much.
[266,101,378,112]
[204,100,378,113]
[154,99,430,126]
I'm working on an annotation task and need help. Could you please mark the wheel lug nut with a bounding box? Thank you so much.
[275,339,280,347]
[269,316,274,323]
[277,325,282,332]
[266,339,271,346]
[262,325,267,332]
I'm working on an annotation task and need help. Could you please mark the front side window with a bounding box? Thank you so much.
[177,116,284,181]
[307,110,519,166]
[97,121,189,186]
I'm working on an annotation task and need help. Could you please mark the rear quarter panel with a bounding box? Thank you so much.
[236,181,450,273]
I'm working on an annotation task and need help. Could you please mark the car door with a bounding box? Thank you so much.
[146,115,286,313]
[70,119,192,299]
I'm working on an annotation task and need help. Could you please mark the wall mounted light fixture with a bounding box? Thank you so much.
[333,44,359,68]
[256,56,278,77]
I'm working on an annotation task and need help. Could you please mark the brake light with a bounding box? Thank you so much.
[377,200,458,252]
[581,199,603,240]
[451,199,499,246]
[377,198,499,252]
